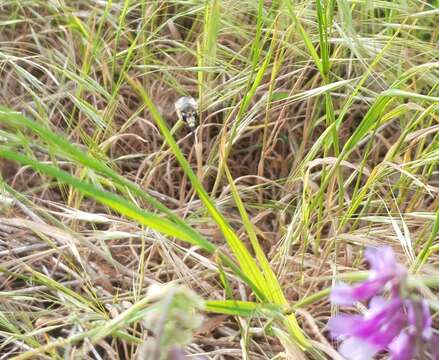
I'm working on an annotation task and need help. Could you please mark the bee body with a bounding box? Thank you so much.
[174,96,198,131]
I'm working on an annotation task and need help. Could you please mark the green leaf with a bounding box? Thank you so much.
[126,76,310,350]
[0,147,263,298]
[126,76,270,301]
[205,300,282,318]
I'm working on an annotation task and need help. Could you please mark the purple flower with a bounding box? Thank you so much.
[330,247,406,305]
[329,297,406,359]
[388,299,438,360]
[329,246,437,360]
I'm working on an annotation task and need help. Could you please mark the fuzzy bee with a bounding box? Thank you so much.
[174,96,198,131]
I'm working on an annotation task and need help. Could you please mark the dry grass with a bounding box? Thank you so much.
[1,0,438,359]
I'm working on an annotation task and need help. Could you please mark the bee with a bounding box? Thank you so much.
[174,96,198,131]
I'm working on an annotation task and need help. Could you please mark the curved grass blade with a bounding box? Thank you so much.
[0,148,265,300]
[223,165,309,347]
[126,76,269,296]
[205,300,283,318]
[0,107,188,227]
[126,76,309,349]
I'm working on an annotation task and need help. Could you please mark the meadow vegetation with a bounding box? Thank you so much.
[0,0,438,359]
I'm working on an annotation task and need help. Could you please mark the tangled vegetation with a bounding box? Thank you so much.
[0,1,438,359]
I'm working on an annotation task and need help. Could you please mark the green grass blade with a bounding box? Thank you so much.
[0,148,212,249]
[126,75,269,300]
[205,300,282,318]
[0,107,192,226]
[0,147,264,299]
[414,209,439,272]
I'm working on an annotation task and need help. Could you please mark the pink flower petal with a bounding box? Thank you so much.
[331,247,407,307]
[421,300,433,339]
[328,314,364,337]
[367,296,387,315]
[365,246,406,279]
[331,279,388,306]
[365,247,394,271]
[406,299,433,339]
[367,312,406,348]
[329,298,405,348]
[339,337,380,360]
[389,332,415,360]
[328,247,434,360]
